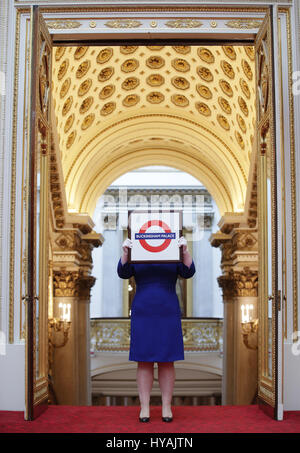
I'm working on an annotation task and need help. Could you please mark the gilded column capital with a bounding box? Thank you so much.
[218,266,258,298]
[77,275,96,298]
[53,268,82,297]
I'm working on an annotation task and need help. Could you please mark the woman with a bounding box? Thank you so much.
[117,236,195,423]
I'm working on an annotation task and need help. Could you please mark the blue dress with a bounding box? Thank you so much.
[117,259,196,362]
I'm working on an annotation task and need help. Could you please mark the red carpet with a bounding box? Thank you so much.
[0,405,300,433]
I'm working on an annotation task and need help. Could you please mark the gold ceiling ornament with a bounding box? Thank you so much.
[242,59,253,81]
[225,18,263,29]
[244,46,255,61]
[217,114,230,131]
[98,66,114,82]
[105,19,142,28]
[172,46,191,54]
[147,46,164,51]
[57,59,69,81]
[146,74,165,87]
[165,19,203,28]
[121,58,139,72]
[219,79,233,97]
[78,78,92,97]
[76,60,91,79]
[218,96,232,114]
[239,78,251,99]
[81,113,95,131]
[96,48,113,64]
[238,96,249,116]
[171,76,190,90]
[196,84,213,99]
[122,77,140,91]
[222,46,237,61]
[220,60,235,79]
[122,94,140,107]
[74,46,88,60]
[120,46,138,54]
[79,96,94,114]
[171,94,189,107]
[235,130,245,149]
[236,113,247,133]
[59,77,71,99]
[55,47,66,62]
[197,66,214,82]
[66,130,77,149]
[100,101,116,116]
[99,84,115,99]
[146,55,165,69]
[197,47,215,64]
[64,114,74,134]
[146,91,165,104]
[195,101,211,116]
[47,20,82,29]
[171,58,190,72]
[62,96,73,116]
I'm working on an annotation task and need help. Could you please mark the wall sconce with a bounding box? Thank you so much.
[241,304,258,350]
[48,303,72,376]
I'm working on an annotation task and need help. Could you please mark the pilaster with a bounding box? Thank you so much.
[211,217,258,405]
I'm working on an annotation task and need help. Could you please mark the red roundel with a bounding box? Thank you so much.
[139,220,171,253]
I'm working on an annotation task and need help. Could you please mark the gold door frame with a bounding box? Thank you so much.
[25,6,52,420]
[15,3,295,420]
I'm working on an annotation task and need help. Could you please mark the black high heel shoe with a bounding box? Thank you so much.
[162,416,173,422]
[139,416,150,423]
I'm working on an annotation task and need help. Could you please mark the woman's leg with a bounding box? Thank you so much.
[157,362,175,418]
[137,361,154,418]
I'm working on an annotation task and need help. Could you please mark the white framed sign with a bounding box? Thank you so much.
[128,210,183,263]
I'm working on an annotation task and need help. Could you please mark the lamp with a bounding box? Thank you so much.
[48,303,72,376]
[241,304,258,350]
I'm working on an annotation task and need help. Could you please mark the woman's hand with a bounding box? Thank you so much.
[178,236,192,268]
[178,236,188,253]
[121,238,133,264]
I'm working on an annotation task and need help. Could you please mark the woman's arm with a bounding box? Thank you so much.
[178,236,192,268]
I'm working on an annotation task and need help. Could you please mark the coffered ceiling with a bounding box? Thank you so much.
[51,44,256,215]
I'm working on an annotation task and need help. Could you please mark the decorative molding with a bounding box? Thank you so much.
[165,19,203,29]
[225,19,263,29]
[90,318,223,352]
[105,19,142,29]
[46,20,82,29]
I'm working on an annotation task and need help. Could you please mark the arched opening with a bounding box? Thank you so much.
[89,164,223,407]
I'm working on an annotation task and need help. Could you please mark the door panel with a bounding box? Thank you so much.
[256,7,283,420]
[25,5,52,421]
